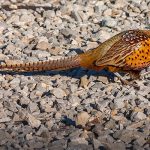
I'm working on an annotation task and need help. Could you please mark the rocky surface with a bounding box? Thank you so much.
[0,0,149,149]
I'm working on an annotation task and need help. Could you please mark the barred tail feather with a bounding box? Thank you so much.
[0,55,81,72]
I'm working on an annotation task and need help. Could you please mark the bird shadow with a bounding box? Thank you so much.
[0,67,116,82]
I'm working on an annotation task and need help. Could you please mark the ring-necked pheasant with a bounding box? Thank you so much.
[0,29,150,83]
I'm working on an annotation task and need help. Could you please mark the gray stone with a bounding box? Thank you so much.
[0,130,10,145]
[113,97,125,109]
[70,137,88,145]
[36,41,51,51]
[52,88,67,99]
[48,139,67,150]
[29,102,39,113]
[93,138,125,150]
[55,112,62,120]
[60,28,73,37]
[71,10,82,22]
[94,1,106,13]
[97,76,109,84]
[96,100,110,111]
[20,13,35,24]
[43,10,55,18]
[29,90,43,99]
[69,95,81,107]
[31,50,51,59]
[75,111,90,127]
[131,0,142,4]
[146,12,150,25]
[28,113,41,128]
[0,54,8,60]
[67,144,93,150]
[134,136,146,146]
[92,124,111,137]
[105,119,116,129]
[0,117,11,123]
[131,112,147,121]
[9,78,20,87]
[114,0,127,8]
[104,17,117,27]
[0,146,7,150]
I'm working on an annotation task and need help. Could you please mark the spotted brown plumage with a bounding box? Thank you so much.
[125,39,150,70]
[0,29,150,80]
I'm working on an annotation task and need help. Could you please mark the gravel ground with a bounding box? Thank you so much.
[0,0,150,149]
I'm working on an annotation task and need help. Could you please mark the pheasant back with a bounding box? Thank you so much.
[94,30,150,72]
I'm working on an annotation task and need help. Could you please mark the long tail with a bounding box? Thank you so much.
[0,47,105,72]
[0,55,81,72]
